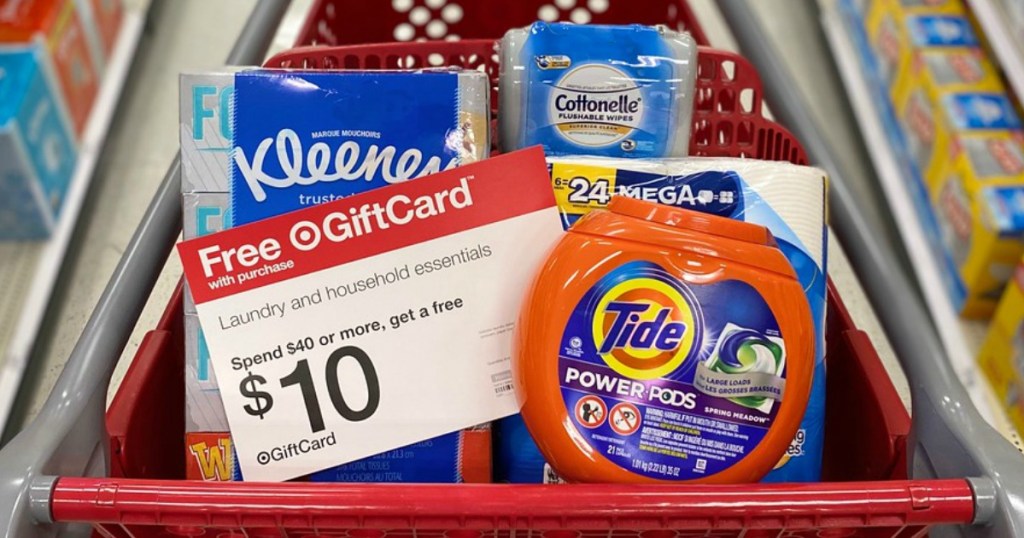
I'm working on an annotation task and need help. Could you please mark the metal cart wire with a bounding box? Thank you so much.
[0,0,1022,537]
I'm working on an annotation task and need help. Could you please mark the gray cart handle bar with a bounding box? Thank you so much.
[1,0,1023,536]
[0,1,290,537]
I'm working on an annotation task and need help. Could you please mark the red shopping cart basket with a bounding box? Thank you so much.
[8,1,995,537]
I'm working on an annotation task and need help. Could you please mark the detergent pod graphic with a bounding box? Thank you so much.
[516,197,814,483]
[700,324,787,412]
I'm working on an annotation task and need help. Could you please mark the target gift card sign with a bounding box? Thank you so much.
[178,147,563,481]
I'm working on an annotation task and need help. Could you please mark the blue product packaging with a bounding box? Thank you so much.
[942,93,1023,131]
[308,426,492,483]
[906,14,979,47]
[219,68,491,483]
[230,69,489,226]
[493,415,561,483]
[497,157,828,483]
[499,23,697,158]
[0,46,76,240]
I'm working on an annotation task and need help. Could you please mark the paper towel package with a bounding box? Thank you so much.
[0,46,77,240]
[496,157,828,483]
[181,68,493,482]
[498,22,697,159]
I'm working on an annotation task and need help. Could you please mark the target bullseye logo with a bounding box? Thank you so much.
[290,220,322,250]
[574,395,607,429]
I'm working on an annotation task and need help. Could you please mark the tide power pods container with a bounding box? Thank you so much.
[516,197,813,483]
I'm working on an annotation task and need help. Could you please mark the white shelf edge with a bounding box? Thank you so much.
[820,2,1021,446]
[0,12,145,433]
[966,0,1024,107]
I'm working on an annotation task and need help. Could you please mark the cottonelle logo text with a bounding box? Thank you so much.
[550,64,643,148]
[592,277,698,380]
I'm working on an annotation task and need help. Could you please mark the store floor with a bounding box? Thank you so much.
[3,0,910,436]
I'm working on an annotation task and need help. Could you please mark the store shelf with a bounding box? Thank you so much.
[688,0,912,408]
[0,12,144,433]
[820,0,1020,447]
[966,0,1024,105]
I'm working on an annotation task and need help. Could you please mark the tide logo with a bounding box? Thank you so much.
[592,277,697,380]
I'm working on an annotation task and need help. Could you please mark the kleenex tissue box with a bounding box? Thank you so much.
[0,45,76,240]
[229,68,489,225]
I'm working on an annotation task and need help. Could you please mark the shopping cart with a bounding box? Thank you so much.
[1,0,1022,537]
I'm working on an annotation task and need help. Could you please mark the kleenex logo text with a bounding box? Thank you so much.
[234,128,459,202]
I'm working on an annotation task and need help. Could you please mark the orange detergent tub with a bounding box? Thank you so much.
[516,196,814,484]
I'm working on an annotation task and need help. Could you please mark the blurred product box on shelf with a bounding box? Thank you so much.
[849,0,1024,317]
[893,48,1003,191]
[186,429,492,483]
[933,133,1024,316]
[892,45,1024,317]
[865,0,974,99]
[73,0,122,71]
[978,258,1024,436]
[0,0,99,136]
[0,45,77,240]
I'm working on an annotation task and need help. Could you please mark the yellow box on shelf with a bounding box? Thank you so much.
[893,48,1004,192]
[931,133,1024,317]
[865,0,973,100]
[979,260,1024,434]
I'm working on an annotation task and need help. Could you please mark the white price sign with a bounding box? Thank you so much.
[178,147,563,481]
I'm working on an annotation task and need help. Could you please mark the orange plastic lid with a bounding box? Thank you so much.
[515,197,814,484]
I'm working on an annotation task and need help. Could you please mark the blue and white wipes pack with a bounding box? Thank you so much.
[230,69,489,226]
[499,22,697,158]
[498,157,829,483]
